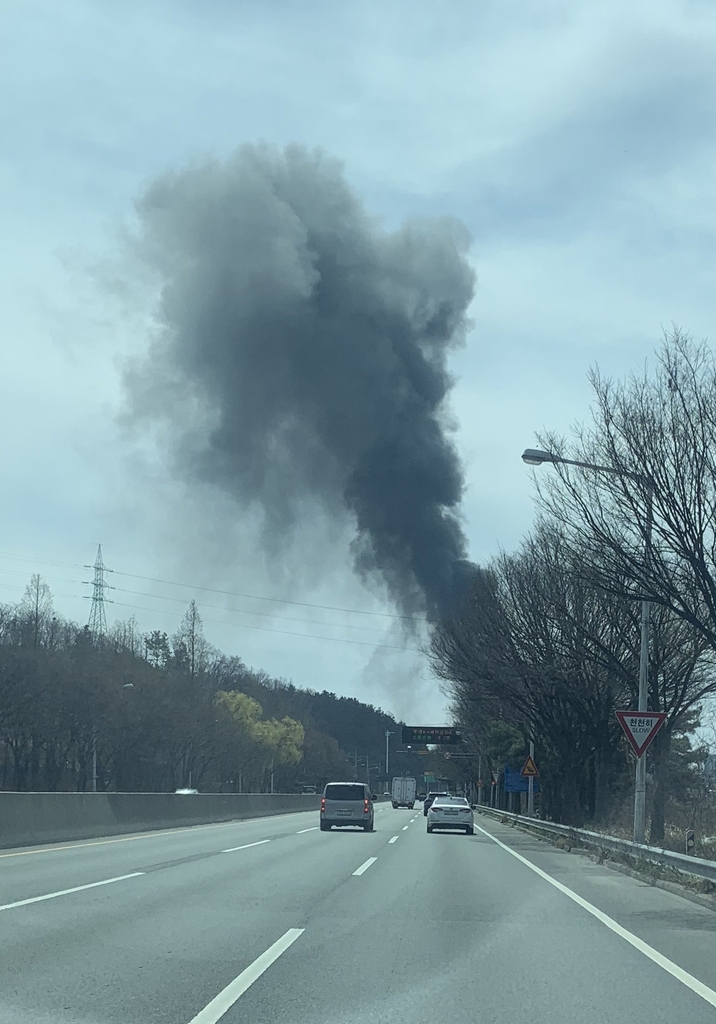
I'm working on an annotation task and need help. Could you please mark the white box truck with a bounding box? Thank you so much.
[391,776,416,809]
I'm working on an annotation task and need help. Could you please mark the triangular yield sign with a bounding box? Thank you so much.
[520,755,539,777]
[615,710,667,757]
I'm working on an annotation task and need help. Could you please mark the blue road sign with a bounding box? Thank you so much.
[504,766,540,793]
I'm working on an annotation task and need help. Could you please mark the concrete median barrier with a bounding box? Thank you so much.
[0,792,321,849]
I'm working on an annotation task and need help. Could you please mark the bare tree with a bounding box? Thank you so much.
[430,550,630,824]
[532,329,716,649]
[431,523,712,834]
[21,574,54,651]
[173,600,210,680]
[522,330,716,837]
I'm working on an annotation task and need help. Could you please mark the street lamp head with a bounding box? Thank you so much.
[522,448,556,466]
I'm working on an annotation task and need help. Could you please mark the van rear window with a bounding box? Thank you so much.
[324,784,365,801]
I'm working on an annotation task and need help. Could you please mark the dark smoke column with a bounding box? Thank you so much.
[125,144,475,620]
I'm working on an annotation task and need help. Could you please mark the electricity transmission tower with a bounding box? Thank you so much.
[86,544,113,638]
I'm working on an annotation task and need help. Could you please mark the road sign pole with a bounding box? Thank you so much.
[634,598,650,844]
[527,740,535,817]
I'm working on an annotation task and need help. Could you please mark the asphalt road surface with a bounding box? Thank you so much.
[3,803,716,1023]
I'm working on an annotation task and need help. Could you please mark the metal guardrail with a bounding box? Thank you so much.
[476,805,716,884]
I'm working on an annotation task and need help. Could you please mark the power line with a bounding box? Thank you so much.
[111,569,428,623]
[0,565,421,652]
[0,567,411,636]
[0,550,428,623]
[0,551,82,571]
[111,585,397,634]
[0,577,421,652]
[110,600,422,653]
[0,550,426,652]
[0,568,80,587]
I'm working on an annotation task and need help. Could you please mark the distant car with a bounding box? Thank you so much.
[301,785,317,794]
[175,788,198,795]
[320,782,375,832]
[423,791,448,816]
[383,791,391,799]
[427,797,474,835]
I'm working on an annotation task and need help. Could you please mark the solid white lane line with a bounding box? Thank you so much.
[0,872,144,912]
[402,825,409,831]
[353,857,378,876]
[388,836,399,844]
[0,820,244,860]
[223,839,271,853]
[0,809,322,861]
[474,823,716,1009]
[187,928,304,1024]
[297,827,319,834]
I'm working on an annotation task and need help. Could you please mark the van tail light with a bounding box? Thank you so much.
[321,798,326,812]
[364,799,370,813]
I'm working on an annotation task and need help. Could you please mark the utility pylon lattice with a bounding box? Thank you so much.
[85,544,113,638]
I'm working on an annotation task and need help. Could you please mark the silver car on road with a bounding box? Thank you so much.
[320,782,375,831]
[426,796,474,835]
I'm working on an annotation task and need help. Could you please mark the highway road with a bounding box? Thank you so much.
[3,803,716,1023]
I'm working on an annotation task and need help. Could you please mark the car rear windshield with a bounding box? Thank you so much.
[324,784,365,801]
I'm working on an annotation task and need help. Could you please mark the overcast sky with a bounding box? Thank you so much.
[2,0,716,722]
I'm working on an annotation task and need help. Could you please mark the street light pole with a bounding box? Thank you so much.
[385,730,394,778]
[633,490,654,844]
[522,448,653,843]
[633,597,650,841]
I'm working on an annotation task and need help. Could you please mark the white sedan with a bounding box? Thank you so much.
[426,796,474,835]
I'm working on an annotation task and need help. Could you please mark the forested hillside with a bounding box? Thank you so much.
[0,576,414,794]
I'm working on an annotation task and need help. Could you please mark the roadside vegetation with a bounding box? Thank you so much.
[431,331,716,844]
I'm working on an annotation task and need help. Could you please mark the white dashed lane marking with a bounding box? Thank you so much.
[223,840,272,854]
[0,872,144,912]
[352,857,378,876]
[187,929,304,1023]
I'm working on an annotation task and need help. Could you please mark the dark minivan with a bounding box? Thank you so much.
[423,791,448,816]
[320,782,375,831]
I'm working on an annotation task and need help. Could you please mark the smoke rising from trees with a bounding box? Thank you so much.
[124,144,475,619]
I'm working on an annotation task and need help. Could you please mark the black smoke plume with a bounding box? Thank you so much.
[124,144,475,620]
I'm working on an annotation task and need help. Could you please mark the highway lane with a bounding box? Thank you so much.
[0,805,391,906]
[0,803,395,1024]
[3,804,716,1022]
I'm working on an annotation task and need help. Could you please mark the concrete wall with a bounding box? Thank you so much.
[0,792,321,850]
